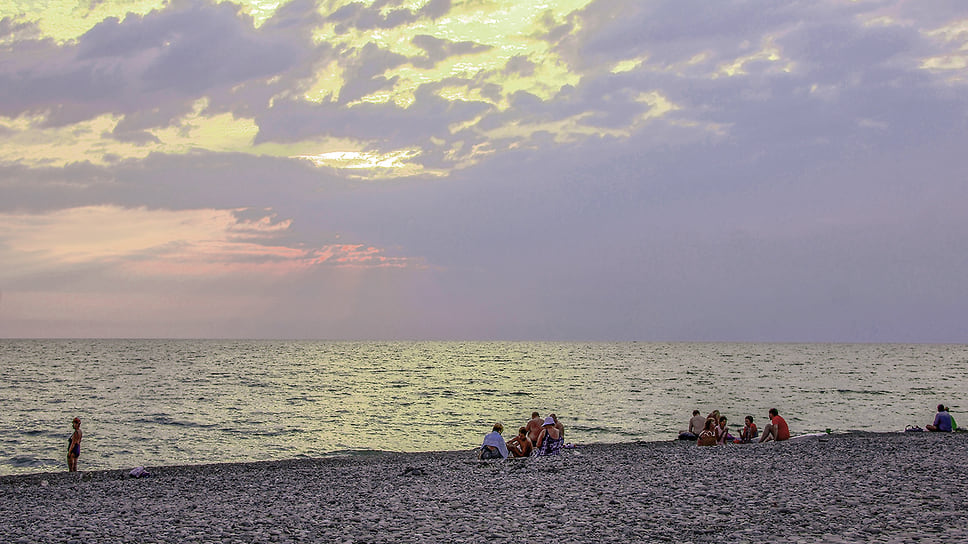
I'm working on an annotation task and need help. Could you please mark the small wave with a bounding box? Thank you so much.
[133,415,218,428]
[6,455,50,468]
[322,447,391,458]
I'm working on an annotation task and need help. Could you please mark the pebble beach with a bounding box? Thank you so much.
[2,432,966,543]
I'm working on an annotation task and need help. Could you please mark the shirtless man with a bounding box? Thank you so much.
[525,412,544,444]
[506,427,534,457]
[688,410,706,436]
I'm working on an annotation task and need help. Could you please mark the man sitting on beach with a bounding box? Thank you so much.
[926,404,953,432]
[682,410,706,439]
[758,408,790,442]
[525,412,544,444]
[506,426,534,457]
[479,423,510,460]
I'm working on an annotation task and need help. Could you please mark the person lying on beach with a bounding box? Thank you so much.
[758,408,790,442]
[479,423,509,460]
[697,418,717,447]
[506,427,534,458]
[525,412,544,444]
[734,416,758,444]
[534,417,564,456]
[67,417,82,472]
[926,404,953,432]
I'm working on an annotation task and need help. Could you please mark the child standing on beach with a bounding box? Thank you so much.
[67,417,82,472]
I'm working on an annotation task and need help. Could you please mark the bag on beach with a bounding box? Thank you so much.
[904,425,923,433]
[129,466,151,478]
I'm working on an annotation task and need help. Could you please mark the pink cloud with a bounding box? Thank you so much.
[0,205,423,282]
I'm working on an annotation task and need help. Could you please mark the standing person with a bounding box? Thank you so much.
[534,417,564,456]
[758,408,790,442]
[67,417,82,472]
[926,404,953,432]
[525,412,544,444]
[479,423,509,460]
[506,427,534,458]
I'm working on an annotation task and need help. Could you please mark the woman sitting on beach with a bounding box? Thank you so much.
[734,416,758,444]
[697,418,717,447]
[479,423,510,460]
[533,417,564,456]
[506,427,534,458]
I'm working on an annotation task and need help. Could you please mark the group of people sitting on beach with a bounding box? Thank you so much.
[479,412,566,460]
[680,408,790,446]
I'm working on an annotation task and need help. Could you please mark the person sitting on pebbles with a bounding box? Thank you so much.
[926,404,953,432]
[715,415,730,445]
[525,412,544,445]
[479,423,509,460]
[534,416,564,456]
[550,413,565,440]
[506,426,534,457]
[758,408,790,442]
[734,415,758,443]
[697,417,717,446]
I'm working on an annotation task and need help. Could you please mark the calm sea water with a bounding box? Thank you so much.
[1,340,965,475]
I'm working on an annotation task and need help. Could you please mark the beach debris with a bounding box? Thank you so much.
[128,466,151,478]
[399,466,425,477]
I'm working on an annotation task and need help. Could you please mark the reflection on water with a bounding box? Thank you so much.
[1,340,965,475]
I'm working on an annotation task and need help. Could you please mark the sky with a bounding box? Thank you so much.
[1,0,966,342]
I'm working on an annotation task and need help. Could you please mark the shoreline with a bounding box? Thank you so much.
[0,429,955,482]
[3,432,967,542]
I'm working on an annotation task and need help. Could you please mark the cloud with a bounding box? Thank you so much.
[0,205,420,286]
[411,34,491,69]
[3,0,968,340]
[0,0,304,131]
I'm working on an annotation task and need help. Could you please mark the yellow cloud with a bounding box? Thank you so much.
[4,0,605,176]
[716,38,785,77]
[479,90,679,144]
[921,19,968,79]
[2,1,288,42]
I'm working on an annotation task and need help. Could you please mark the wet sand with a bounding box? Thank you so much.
[1,432,965,543]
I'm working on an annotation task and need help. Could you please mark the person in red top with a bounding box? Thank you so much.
[758,408,790,442]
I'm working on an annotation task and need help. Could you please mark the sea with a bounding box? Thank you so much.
[1,340,965,476]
